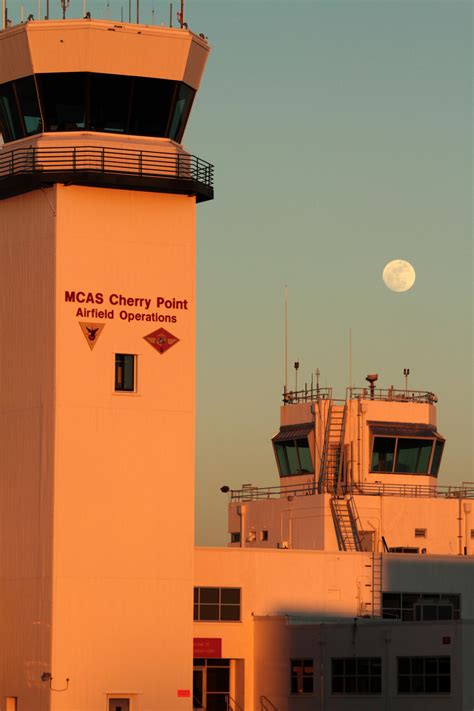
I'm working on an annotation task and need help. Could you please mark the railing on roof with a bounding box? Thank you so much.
[347,387,438,404]
[283,386,332,404]
[283,385,437,405]
[228,481,474,502]
[0,145,214,201]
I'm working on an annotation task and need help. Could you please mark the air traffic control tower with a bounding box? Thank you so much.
[0,18,212,711]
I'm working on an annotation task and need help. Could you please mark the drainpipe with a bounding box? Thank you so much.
[357,397,362,485]
[458,495,463,555]
[463,503,471,555]
[238,504,246,548]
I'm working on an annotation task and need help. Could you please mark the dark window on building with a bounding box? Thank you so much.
[230,532,241,543]
[371,435,443,476]
[15,76,42,135]
[0,73,196,143]
[371,437,395,472]
[397,657,451,694]
[89,74,132,133]
[382,593,460,621]
[332,658,382,694]
[169,82,195,142]
[415,528,427,538]
[115,354,135,392]
[290,659,313,694]
[0,81,23,142]
[38,72,86,131]
[260,530,268,541]
[193,587,240,622]
[274,438,313,476]
[431,440,444,476]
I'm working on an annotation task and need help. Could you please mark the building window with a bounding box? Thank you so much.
[274,438,313,476]
[370,434,444,476]
[397,657,450,694]
[260,530,268,541]
[290,659,313,694]
[108,699,130,711]
[331,658,382,694]
[415,528,427,538]
[5,698,17,711]
[194,587,240,622]
[382,593,460,621]
[230,532,241,543]
[115,354,136,392]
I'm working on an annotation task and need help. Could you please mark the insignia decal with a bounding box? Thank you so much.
[144,327,179,355]
[79,322,106,350]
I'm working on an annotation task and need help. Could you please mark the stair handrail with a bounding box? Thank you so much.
[225,693,244,711]
[318,399,333,493]
[260,695,278,711]
[347,495,363,551]
[335,402,348,495]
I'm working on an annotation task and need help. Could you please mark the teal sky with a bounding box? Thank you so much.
[9,0,472,544]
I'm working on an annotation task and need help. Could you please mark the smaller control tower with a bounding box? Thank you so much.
[0,16,212,711]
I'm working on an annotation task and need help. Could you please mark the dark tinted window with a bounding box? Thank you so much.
[90,74,132,133]
[169,82,194,141]
[115,354,135,392]
[274,438,314,476]
[194,587,241,622]
[39,72,86,131]
[0,82,23,142]
[395,439,433,473]
[371,437,395,472]
[431,440,444,476]
[15,76,42,136]
[130,77,176,137]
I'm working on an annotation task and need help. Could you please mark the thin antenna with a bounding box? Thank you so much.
[128,0,131,22]
[349,328,352,398]
[136,0,139,23]
[121,6,123,21]
[20,5,24,22]
[169,2,172,26]
[294,361,300,393]
[403,368,410,394]
[151,0,155,24]
[177,0,184,27]
[1,0,5,29]
[284,285,288,398]
[38,0,40,21]
[83,0,86,17]
[46,0,49,19]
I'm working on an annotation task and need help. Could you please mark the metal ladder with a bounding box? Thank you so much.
[370,551,383,616]
[319,403,347,493]
[330,495,362,551]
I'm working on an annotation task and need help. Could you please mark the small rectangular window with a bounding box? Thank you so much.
[290,659,313,694]
[382,592,460,621]
[230,532,241,543]
[194,587,241,622]
[415,528,427,538]
[260,530,268,541]
[115,354,136,392]
[6,698,17,711]
[471,529,474,540]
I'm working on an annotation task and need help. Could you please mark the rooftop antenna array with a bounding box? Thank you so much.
[403,368,410,394]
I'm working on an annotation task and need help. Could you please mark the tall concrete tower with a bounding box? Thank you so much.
[0,18,212,711]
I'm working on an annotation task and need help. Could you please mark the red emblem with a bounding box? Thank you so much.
[144,327,179,355]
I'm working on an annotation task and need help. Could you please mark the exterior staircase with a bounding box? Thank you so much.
[260,696,278,711]
[319,403,347,493]
[330,495,362,551]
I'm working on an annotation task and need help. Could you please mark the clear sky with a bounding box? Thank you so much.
[7,0,472,545]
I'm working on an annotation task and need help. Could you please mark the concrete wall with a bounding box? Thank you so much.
[51,185,196,711]
[0,188,56,711]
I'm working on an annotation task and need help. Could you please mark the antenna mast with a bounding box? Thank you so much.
[284,285,288,399]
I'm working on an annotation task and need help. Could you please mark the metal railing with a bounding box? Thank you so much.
[229,481,474,503]
[260,695,278,711]
[347,387,438,404]
[283,385,437,405]
[283,386,332,404]
[0,144,214,190]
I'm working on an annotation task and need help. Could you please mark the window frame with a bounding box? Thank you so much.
[397,656,451,695]
[114,353,136,393]
[370,434,444,476]
[331,657,382,695]
[193,587,241,623]
[382,592,461,621]
[273,437,314,477]
[290,658,314,695]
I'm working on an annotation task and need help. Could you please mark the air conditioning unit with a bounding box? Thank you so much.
[278,541,289,549]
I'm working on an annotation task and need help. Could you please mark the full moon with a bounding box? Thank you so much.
[382,259,416,292]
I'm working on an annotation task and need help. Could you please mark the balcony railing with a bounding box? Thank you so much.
[0,145,214,202]
[228,481,474,502]
[283,386,437,405]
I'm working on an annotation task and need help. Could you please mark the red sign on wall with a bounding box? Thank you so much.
[177,689,190,698]
[193,637,222,658]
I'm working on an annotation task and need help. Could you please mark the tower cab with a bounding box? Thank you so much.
[227,372,454,555]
